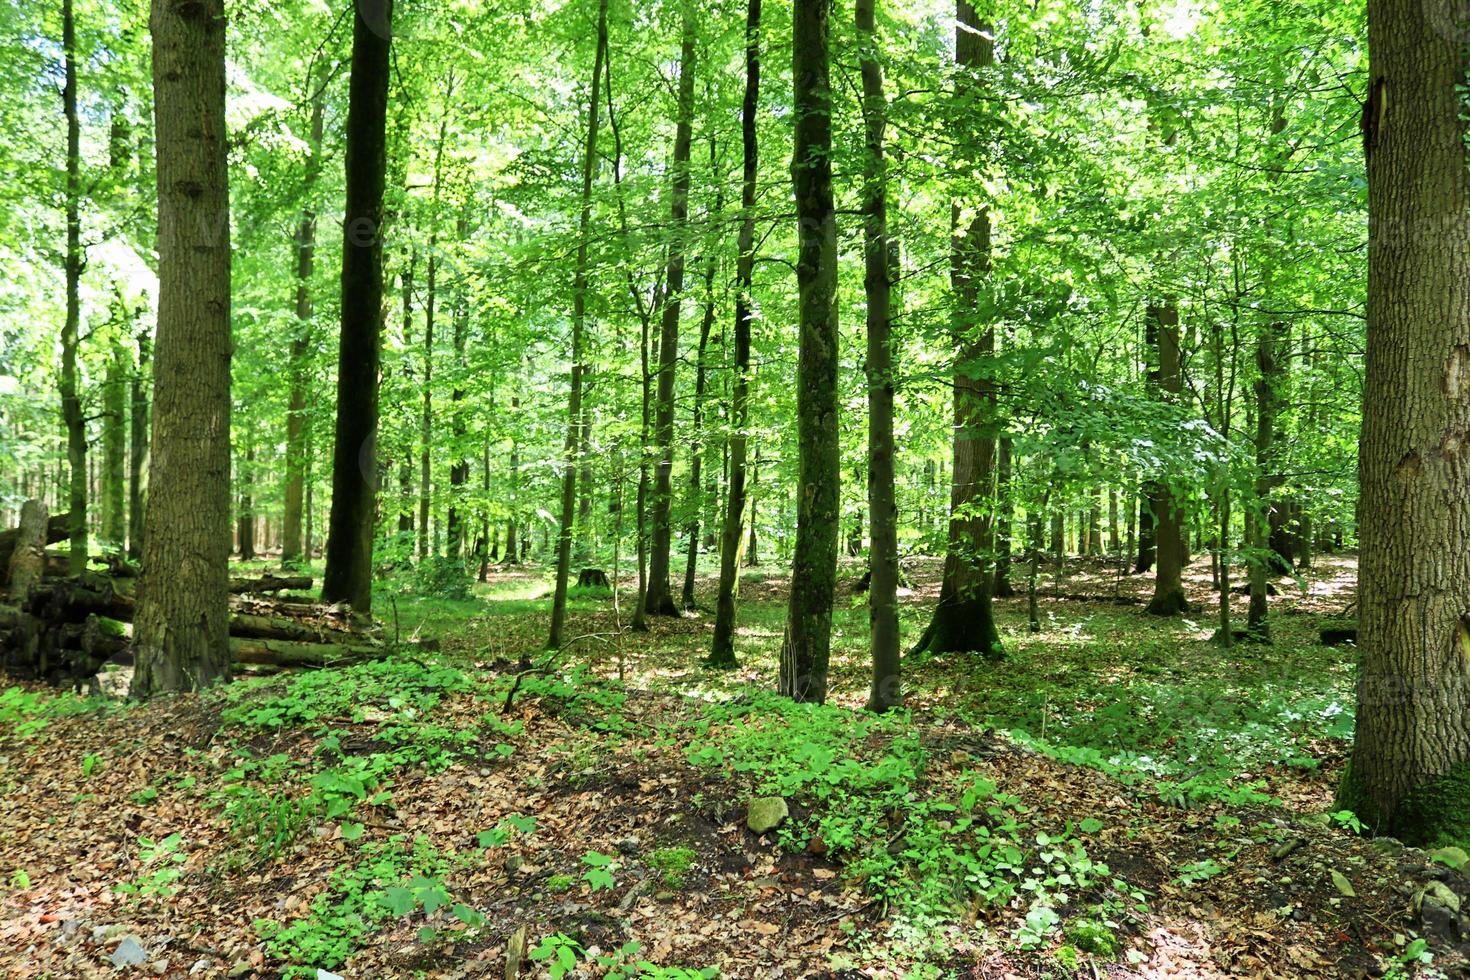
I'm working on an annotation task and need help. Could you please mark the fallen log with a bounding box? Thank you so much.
[229,637,387,668]
[230,613,365,645]
[230,574,313,594]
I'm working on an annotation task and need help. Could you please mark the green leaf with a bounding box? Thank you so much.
[340,821,365,841]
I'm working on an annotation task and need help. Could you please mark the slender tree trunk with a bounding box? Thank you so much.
[858,0,899,711]
[779,0,841,703]
[1145,298,1190,615]
[547,0,607,649]
[912,0,1001,659]
[60,0,87,575]
[1247,319,1283,638]
[103,343,127,548]
[710,0,760,666]
[283,73,327,567]
[645,7,698,618]
[505,391,519,563]
[746,450,759,566]
[682,251,717,610]
[131,0,232,696]
[1339,0,1470,845]
[419,253,436,561]
[322,0,393,613]
[447,213,470,564]
[237,444,256,559]
[127,326,150,561]
[993,436,1014,597]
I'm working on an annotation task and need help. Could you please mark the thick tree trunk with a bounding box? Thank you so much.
[547,0,607,649]
[912,0,1001,660]
[60,0,87,576]
[1339,0,1470,847]
[131,0,233,697]
[858,0,900,711]
[709,0,760,669]
[283,73,326,567]
[779,0,841,703]
[322,0,393,614]
[645,8,697,619]
[7,501,49,601]
[1145,299,1190,615]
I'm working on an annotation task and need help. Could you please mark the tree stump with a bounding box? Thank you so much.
[576,568,611,590]
[6,500,49,600]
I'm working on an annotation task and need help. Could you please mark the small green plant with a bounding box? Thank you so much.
[1329,809,1364,834]
[1173,858,1225,888]
[9,868,30,890]
[1065,917,1121,957]
[648,846,697,888]
[81,752,102,777]
[581,850,618,891]
[114,833,187,898]
[545,873,575,893]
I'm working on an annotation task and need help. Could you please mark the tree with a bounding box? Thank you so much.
[323,0,393,614]
[59,0,87,575]
[1144,298,1190,616]
[779,0,840,703]
[857,0,899,711]
[282,68,328,568]
[547,0,608,650]
[708,0,761,669]
[644,5,697,618]
[1339,0,1470,847]
[130,0,232,697]
[910,0,1001,660]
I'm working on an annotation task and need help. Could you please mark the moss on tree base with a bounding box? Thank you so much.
[1338,759,1470,849]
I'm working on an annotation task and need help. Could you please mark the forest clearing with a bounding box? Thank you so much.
[2,0,1467,976]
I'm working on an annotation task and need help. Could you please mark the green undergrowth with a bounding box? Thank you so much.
[925,613,1355,805]
[0,685,120,738]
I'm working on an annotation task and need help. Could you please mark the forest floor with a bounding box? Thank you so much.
[0,552,1467,979]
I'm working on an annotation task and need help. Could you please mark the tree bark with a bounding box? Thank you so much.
[779,0,841,702]
[447,213,471,563]
[1145,298,1190,615]
[911,0,1001,659]
[644,7,698,619]
[709,0,760,668]
[236,444,256,559]
[858,0,900,711]
[1339,0,1470,847]
[102,343,128,549]
[681,250,717,611]
[547,0,607,649]
[60,0,87,576]
[283,70,327,567]
[7,501,49,601]
[322,0,393,614]
[131,0,233,697]
[128,326,150,562]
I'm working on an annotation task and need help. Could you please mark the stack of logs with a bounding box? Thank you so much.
[0,502,394,689]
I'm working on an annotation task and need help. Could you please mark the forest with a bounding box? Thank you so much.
[0,0,1465,976]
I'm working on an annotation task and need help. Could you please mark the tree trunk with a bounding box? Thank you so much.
[447,213,471,564]
[7,501,49,601]
[858,0,900,711]
[102,343,127,549]
[131,0,233,697]
[547,0,607,649]
[237,444,256,559]
[681,251,717,611]
[60,0,87,576]
[912,0,1001,660]
[1145,298,1189,615]
[1247,319,1283,638]
[505,392,519,563]
[710,0,760,668]
[645,7,698,619]
[779,0,841,703]
[1339,0,1470,847]
[993,436,1014,597]
[283,71,327,567]
[322,0,393,614]
[128,327,150,562]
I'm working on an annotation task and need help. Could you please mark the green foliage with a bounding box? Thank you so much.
[408,556,474,601]
[0,686,115,738]
[113,833,187,899]
[530,934,717,980]
[256,835,478,973]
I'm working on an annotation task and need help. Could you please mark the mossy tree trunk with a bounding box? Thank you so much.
[779,0,841,703]
[1339,0,1470,849]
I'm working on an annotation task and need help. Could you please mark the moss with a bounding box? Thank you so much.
[1339,758,1470,849]
[1392,762,1470,850]
[648,846,697,888]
